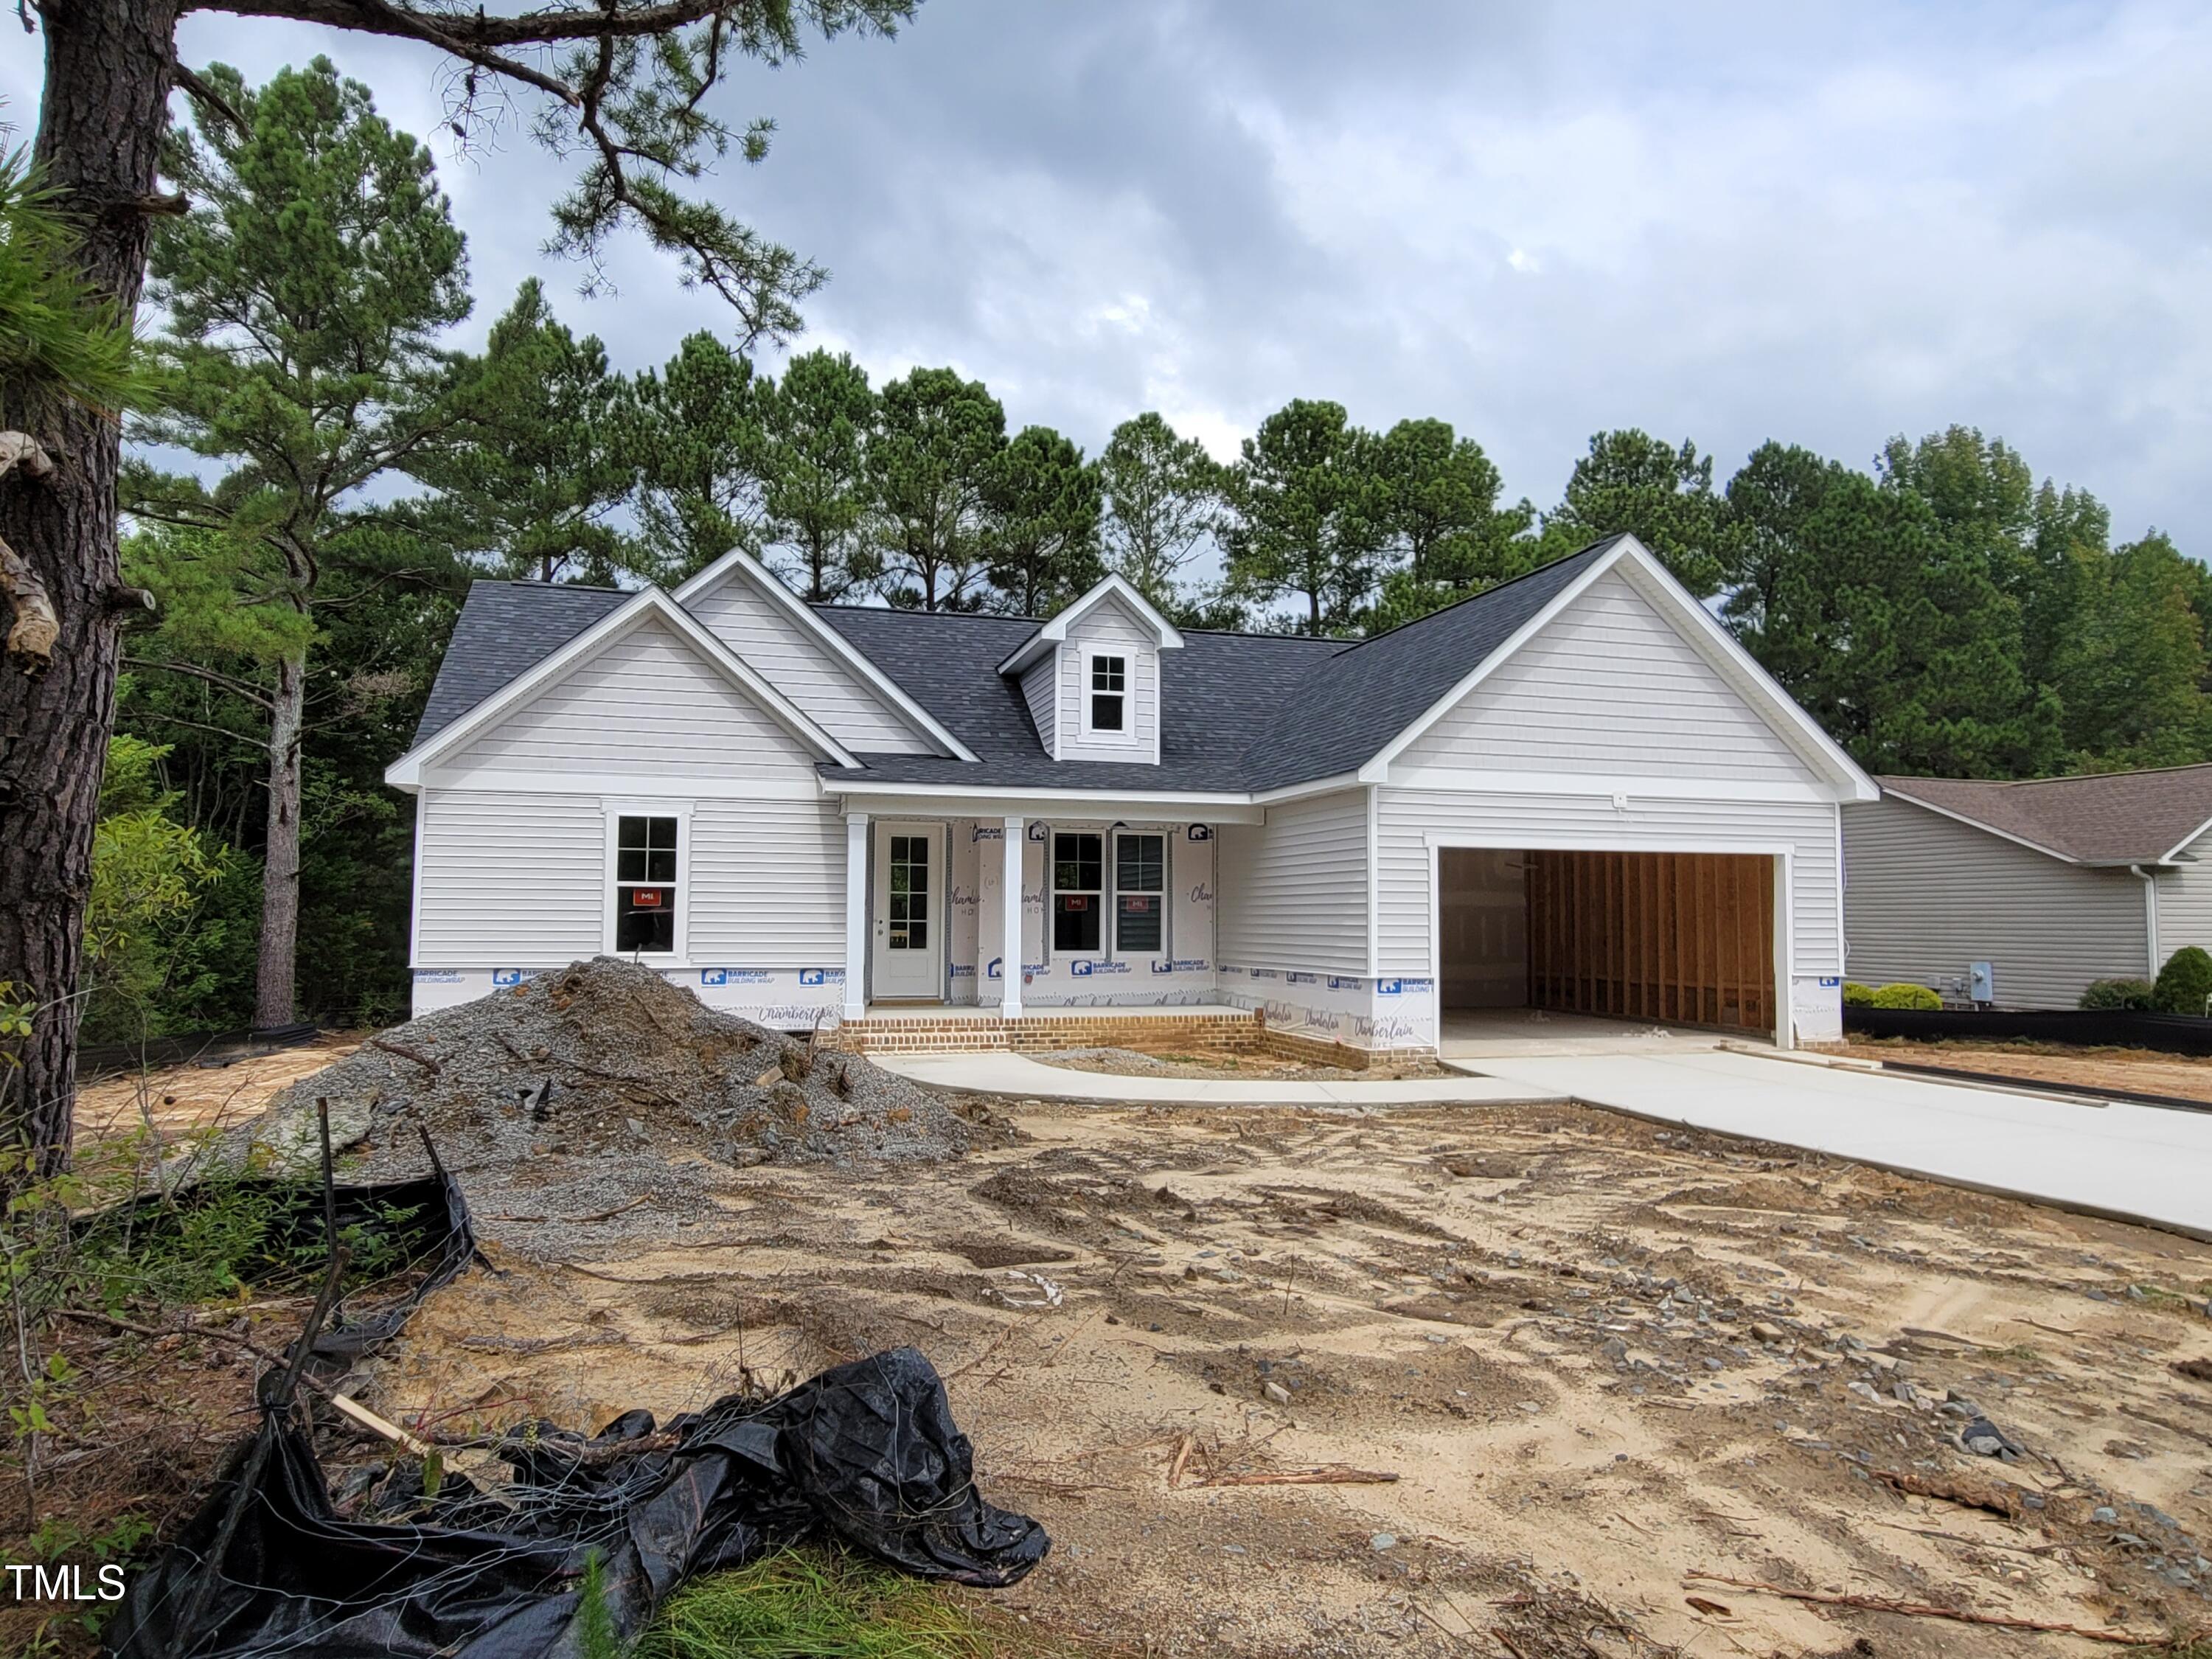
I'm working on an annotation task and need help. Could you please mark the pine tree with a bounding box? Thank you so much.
[1364,417,1535,631]
[985,425,1102,616]
[1545,430,1732,597]
[414,280,636,585]
[1221,398,1388,636]
[121,60,469,1030]
[623,333,771,583]
[866,366,1005,611]
[759,348,876,602]
[1097,412,1222,611]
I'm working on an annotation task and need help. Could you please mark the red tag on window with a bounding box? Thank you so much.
[632,888,663,908]
[1125,897,1153,911]
[1065,896,1088,911]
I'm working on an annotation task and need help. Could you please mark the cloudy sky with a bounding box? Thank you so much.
[10,1,2210,554]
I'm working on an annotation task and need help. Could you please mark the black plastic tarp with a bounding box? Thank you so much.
[97,1141,1046,1655]
[108,1346,1046,1658]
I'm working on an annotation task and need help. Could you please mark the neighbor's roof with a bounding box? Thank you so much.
[411,537,1627,791]
[1879,765,2212,864]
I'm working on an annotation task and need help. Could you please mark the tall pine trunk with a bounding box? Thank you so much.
[0,1,179,1176]
[252,649,306,1029]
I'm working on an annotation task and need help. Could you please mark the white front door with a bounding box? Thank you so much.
[871,821,942,1001]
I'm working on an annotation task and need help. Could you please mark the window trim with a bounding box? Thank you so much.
[1050,827,1105,956]
[1077,645,1139,746]
[1112,828,1169,957]
[602,799,692,960]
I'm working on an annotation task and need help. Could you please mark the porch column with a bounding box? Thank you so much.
[1001,815,1024,1019]
[844,811,869,1018]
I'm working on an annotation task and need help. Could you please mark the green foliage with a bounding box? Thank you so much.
[415,279,638,585]
[1546,430,1731,597]
[641,1548,1012,1659]
[1841,981,1876,1007]
[1096,411,1221,611]
[867,367,1006,611]
[625,330,771,582]
[1222,398,1389,636]
[577,1551,621,1659]
[83,736,223,1039]
[1365,417,1537,630]
[761,348,877,601]
[984,425,1102,616]
[2079,977,2154,1012]
[1869,982,1941,1010]
[0,141,140,424]
[2153,946,2212,1017]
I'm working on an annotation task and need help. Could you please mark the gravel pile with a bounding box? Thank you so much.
[265,957,970,1168]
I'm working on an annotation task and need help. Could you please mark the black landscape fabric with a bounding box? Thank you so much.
[103,1161,1046,1656]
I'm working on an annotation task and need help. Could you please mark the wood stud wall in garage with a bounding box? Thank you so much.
[1526,850,1775,1034]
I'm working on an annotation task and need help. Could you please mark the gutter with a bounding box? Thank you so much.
[2132,864,2161,978]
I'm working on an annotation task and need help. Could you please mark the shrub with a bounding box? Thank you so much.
[1870,982,1941,1011]
[1841,981,1877,1007]
[2153,946,2212,1016]
[2079,977,2154,1012]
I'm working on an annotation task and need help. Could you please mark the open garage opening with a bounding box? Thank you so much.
[1438,846,1780,1041]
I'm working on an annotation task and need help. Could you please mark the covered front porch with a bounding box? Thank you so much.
[835,799,1237,1022]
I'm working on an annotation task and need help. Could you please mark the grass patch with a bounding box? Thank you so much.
[639,1548,1046,1659]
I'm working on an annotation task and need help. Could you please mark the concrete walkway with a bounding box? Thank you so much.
[872,1051,1568,1107]
[1463,1049,2212,1239]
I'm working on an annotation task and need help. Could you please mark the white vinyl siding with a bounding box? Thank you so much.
[1057,601,1158,762]
[1842,793,2149,1008]
[1217,790,1369,974]
[1375,787,1840,978]
[684,571,934,754]
[1399,570,1820,785]
[2154,832,2212,966]
[447,616,821,779]
[686,795,846,964]
[416,790,605,964]
[1020,655,1057,756]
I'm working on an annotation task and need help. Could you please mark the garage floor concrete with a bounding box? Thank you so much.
[1439,1007,1746,1058]
[1452,1048,2212,1239]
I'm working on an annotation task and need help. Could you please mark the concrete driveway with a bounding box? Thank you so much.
[1455,1048,2212,1239]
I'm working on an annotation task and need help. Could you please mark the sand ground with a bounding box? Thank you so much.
[352,1098,2212,1658]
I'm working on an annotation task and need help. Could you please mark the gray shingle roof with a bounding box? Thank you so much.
[1879,766,2212,864]
[414,580,627,744]
[409,538,1626,791]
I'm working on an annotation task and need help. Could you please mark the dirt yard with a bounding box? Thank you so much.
[74,1032,363,1142]
[352,1097,2212,1658]
[1840,1039,2212,1105]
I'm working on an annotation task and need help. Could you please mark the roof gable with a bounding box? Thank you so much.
[387,586,856,790]
[996,574,1184,675]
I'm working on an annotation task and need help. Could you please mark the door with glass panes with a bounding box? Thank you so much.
[870,822,942,1000]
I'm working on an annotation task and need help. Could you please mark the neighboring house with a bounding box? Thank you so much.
[384,533,1875,1050]
[1843,765,2212,1008]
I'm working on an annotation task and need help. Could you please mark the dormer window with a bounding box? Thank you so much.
[1089,654,1126,734]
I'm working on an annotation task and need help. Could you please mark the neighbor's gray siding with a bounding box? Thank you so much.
[687,795,846,964]
[1842,792,2149,1008]
[1398,568,1820,785]
[1057,599,1159,763]
[1375,787,1840,978]
[1217,790,1369,975]
[1019,655,1057,756]
[685,574,933,754]
[416,790,603,964]
[445,616,822,779]
[2154,830,2212,967]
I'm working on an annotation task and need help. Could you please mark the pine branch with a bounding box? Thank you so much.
[122,657,276,709]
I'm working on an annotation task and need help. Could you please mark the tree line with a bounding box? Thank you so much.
[7,44,2206,1168]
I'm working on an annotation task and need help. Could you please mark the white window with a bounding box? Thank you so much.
[604,803,689,958]
[1114,832,1166,954]
[1085,650,1127,735]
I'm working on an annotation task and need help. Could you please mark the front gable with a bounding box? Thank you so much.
[1054,592,1162,763]
[441,612,828,783]
[678,554,944,755]
[1390,562,1832,791]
